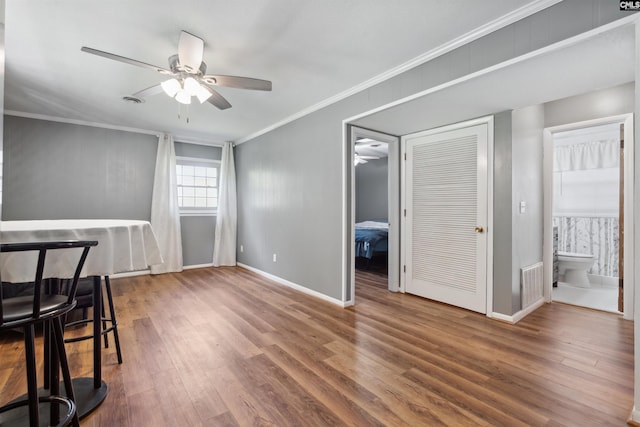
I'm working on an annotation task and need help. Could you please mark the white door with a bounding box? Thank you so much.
[404,121,489,313]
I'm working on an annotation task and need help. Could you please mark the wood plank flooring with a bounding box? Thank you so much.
[0,267,633,426]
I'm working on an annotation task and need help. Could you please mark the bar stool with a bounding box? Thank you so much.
[64,275,122,364]
[0,240,97,427]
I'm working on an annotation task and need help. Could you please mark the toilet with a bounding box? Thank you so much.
[557,251,595,288]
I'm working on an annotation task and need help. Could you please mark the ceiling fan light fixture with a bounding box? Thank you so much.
[175,89,192,105]
[195,85,212,103]
[183,77,201,96]
[161,78,181,97]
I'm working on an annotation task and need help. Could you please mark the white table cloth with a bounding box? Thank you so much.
[1,219,163,283]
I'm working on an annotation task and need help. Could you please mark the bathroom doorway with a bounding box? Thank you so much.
[548,119,629,313]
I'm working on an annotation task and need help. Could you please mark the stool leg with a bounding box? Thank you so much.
[44,319,50,389]
[101,290,109,349]
[105,276,123,364]
[23,324,40,427]
[49,321,61,425]
[52,316,80,427]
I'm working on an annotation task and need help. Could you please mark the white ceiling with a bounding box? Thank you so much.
[5,0,538,143]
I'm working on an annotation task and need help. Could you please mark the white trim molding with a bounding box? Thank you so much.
[237,263,347,307]
[6,110,227,147]
[5,110,162,136]
[492,299,546,324]
[343,126,400,307]
[111,269,151,279]
[183,263,215,270]
[111,263,214,277]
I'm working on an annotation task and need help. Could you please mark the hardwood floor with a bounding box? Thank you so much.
[0,267,633,426]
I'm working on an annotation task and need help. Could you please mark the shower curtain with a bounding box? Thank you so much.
[553,216,618,277]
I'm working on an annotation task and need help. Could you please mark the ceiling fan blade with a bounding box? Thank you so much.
[81,47,172,74]
[200,84,232,110]
[358,156,380,160]
[131,84,165,99]
[202,74,272,91]
[178,31,204,72]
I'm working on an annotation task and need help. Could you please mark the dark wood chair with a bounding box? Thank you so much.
[0,240,97,427]
[63,276,123,364]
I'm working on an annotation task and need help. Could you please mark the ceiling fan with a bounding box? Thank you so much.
[354,138,383,165]
[354,150,380,165]
[81,31,272,111]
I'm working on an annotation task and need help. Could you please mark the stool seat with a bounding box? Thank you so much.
[0,240,97,427]
[2,295,74,324]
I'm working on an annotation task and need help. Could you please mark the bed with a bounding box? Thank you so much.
[355,221,388,262]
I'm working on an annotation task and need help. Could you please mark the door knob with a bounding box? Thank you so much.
[475,226,484,233]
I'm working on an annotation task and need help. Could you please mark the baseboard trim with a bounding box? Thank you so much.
[111,269,151,279]
[183,263,215,270]
[237,263,346,307]
[491,298,546,324]
[110,263,213,278]
[629,407,640,427]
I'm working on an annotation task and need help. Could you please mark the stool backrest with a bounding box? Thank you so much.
[0,240,98,326]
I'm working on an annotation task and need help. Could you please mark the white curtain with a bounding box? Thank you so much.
[554,139,619,172]
[150,134,183,274]
[213,142,237,266]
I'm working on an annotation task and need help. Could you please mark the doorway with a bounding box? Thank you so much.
[347,127,400,304]
[543,114,634,317]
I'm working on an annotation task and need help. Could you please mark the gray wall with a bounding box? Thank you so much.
[235,1,631,305]
[492,111,513,314]
[355,158,388,223]
[2,117,221,267]
[511,104,545,313]
[175,141,222,159]
[3,116,157,220]
[544,82,634,127]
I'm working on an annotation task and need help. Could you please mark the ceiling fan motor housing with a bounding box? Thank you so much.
[168,54,208,78]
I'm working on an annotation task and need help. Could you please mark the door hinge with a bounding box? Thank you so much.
[404,153,407,161]
[404,209,406,217]
[403,265,406,273]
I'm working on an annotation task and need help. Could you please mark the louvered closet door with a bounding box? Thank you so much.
[405,122,488,313]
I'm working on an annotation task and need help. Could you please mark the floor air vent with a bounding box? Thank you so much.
[521,262,544,309]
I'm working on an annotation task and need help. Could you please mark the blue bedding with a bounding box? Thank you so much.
[355,226,388,259]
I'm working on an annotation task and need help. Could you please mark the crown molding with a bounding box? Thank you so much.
[5,110,162,136]
[4,109,227,147]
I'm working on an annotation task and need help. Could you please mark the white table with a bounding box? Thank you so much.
[0,219,163,420]
[1,219,163,282]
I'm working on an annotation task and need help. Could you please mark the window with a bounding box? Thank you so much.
[176,157,220,215]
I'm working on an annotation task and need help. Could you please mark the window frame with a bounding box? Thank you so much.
[175,156,220,216]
